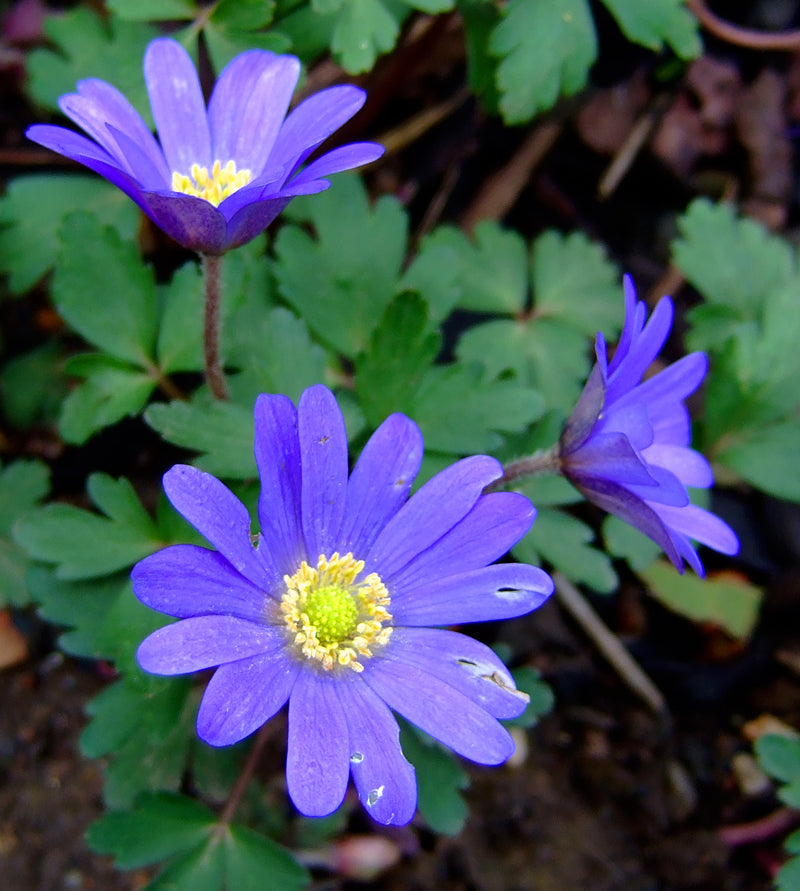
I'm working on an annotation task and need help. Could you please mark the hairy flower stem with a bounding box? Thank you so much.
[217,723,274,829]
[202,253,229,400]
[485,445,562,492]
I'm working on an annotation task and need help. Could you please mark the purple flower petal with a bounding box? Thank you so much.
[144,38,211,174]
[254,393,306,578]
[363,656,515,765]
[392,563,553,625]
[131,544,273,620]
[210,52,300,177]
[339,413,423,557]
[560,278,738,572]
[198,649,299,746]
[297,385,348,559]
[365,455,502,579]
[290,142,385,187]
[336,678,417,825]
[137,190,228,255]
[68,79,169,182]
[655,503,739,555]
[163,465,273,589]
[287,672,350,816]
[388,492,535,590]
[269,85,367,172]
[383,628,530,720]
[137,615,281,674]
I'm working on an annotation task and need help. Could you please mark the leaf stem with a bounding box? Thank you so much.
[202,253,229,401]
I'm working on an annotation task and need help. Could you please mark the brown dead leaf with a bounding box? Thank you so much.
[0,610,27,670]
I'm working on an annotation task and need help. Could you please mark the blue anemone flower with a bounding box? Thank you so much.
[560,276,739,574]
[27,38,383,254]
[132,385,553,825]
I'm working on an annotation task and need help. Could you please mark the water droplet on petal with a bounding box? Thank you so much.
[367,785,385,806]
[350,751,364,763]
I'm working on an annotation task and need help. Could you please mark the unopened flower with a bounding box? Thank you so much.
[133,385,553,825]
[560,276,738,574]
[27,38,382,254]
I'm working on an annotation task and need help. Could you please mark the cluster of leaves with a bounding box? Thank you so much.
[24,0,701,124]
[674,199,800,504]
[754,734,800,890]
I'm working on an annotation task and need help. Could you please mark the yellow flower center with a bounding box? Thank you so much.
[171,159,252,206]
[281,552,392,673]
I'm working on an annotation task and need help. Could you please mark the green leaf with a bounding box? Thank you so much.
[0,461,49,607]
[59,355,156,445]
[54,213,158,366]
[776,857,800,891]
[274,175,407,357]
[459,0,502,108]
[530,230,621,336]
[87,793,216,869]
[26,7,157,119]
[642,561,763,639]
[457,317,590,413]
[0,175,140,295]
[717,421,800,503]
[107,0,195,19]
[756,734,800,786]
[13,473,162,579]
[330,0,401,73]
[412,222,528,315]
[1,343,65,429]
[223,825,309,891]
[672,199,797,317]
[516,508,617,593]
[28,568,129,659]
[399,723,469,835]
[81,674,195,809]
[600,0,701,58]
[490,0,596,123]
[145,399,256,479]
[412,363,545,454]
[227,307,327,407]
[355,292,441,427]
[157,262,205,375]
[144,838,225,891]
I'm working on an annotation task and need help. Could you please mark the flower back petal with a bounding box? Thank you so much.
[339,413,423,557]
[254,394,306,577]
[198,650,299,746]
[392,563,553,625]
[365,455,502,579]
[363,658,515,765]
[210,52,300,177]
[298,385,349,558]
[290,142,384,187]
[137,615,282,675]
[163,464,273,589]
[336,678,417,826]
[287,673,350,816]
[144,38,211,174]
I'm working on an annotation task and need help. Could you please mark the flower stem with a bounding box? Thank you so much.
[202,253,229,401]
[485,445,562,492]
[217,723,274,829]
[687,0,800,50]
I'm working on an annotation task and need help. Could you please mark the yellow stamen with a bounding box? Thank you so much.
[281,552,392,673]
[171,159,252,206]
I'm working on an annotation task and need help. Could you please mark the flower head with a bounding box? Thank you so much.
[559,276,738,575]
[27,38,383,254]
[132,385,553,825]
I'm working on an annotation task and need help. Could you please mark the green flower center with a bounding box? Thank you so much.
[303,585,359,646]
[281,552,392,673]
[171,160,252,206]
